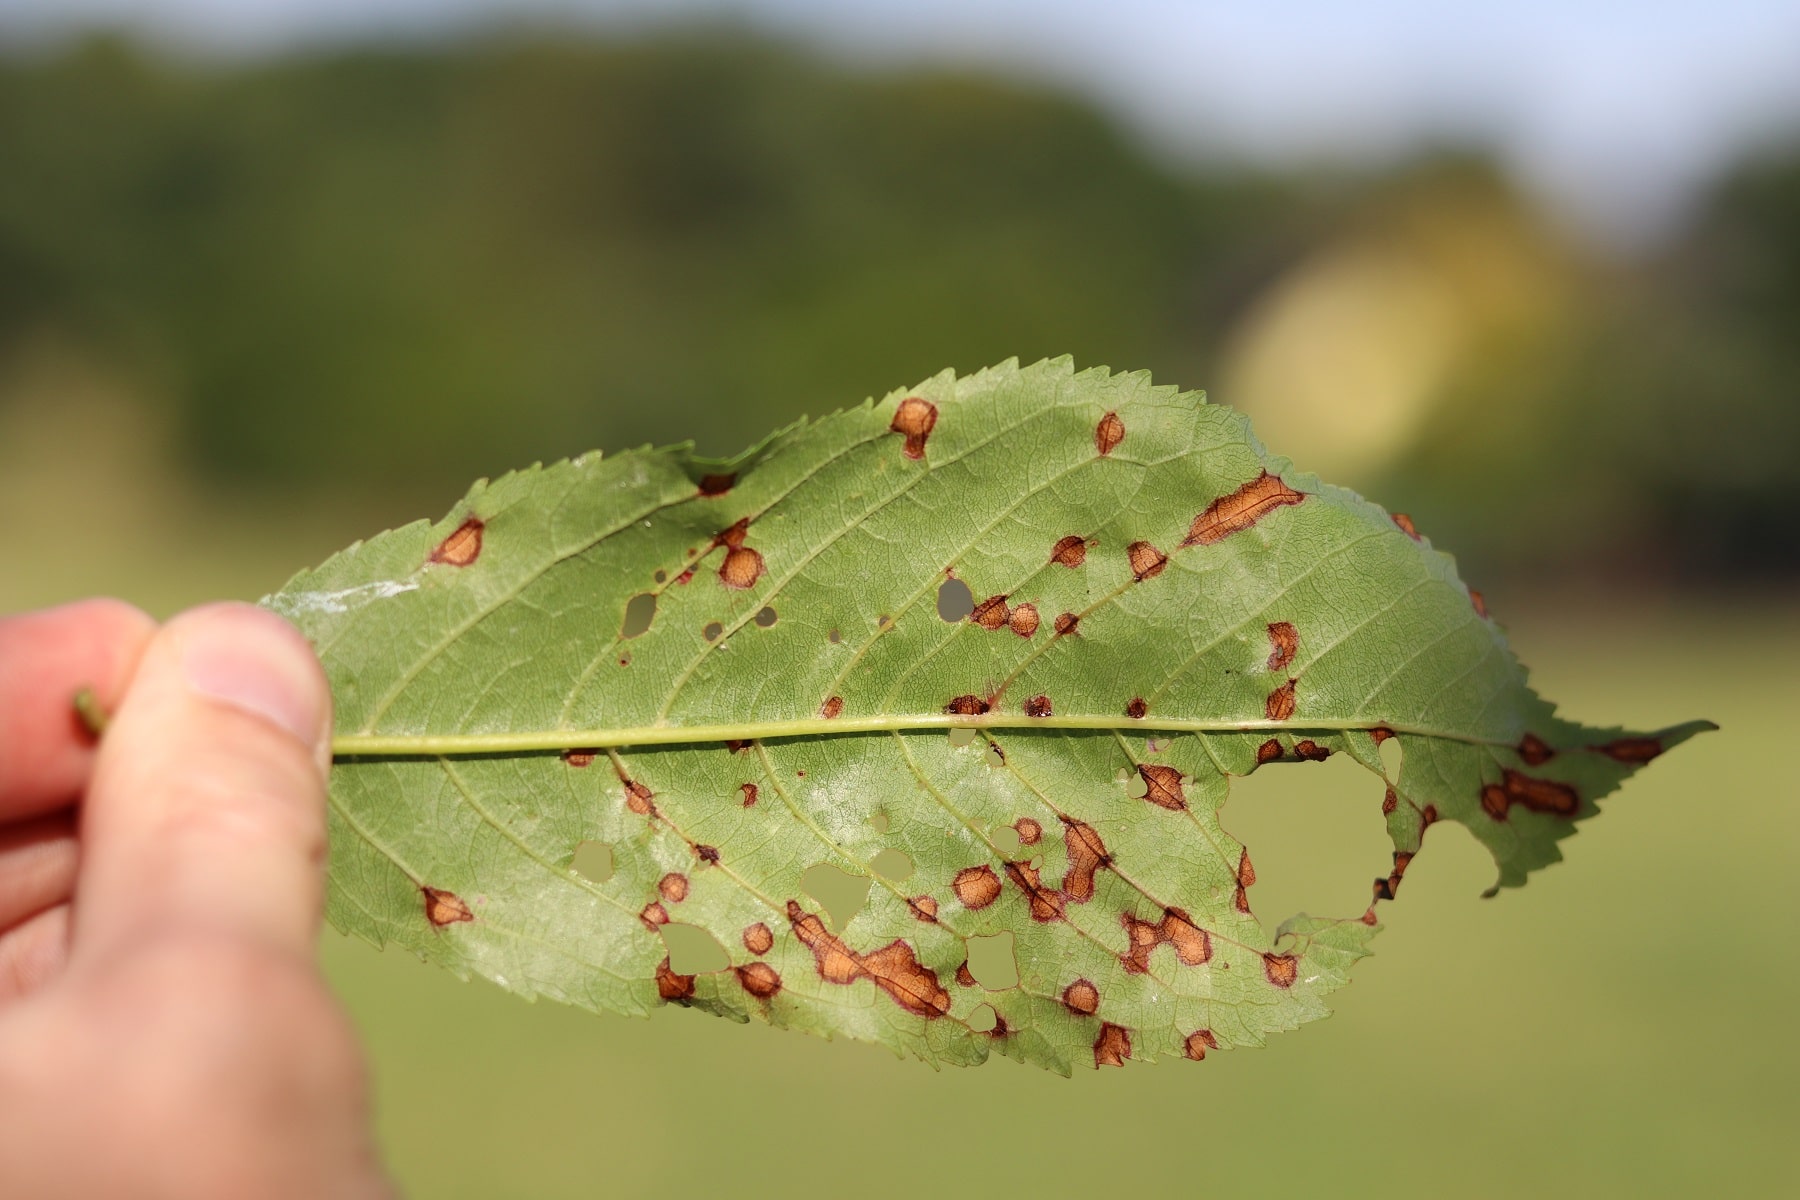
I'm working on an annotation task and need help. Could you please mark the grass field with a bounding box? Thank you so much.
[4,401,1793,1198]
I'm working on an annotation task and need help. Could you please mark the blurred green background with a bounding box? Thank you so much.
[2,4,1797,1196]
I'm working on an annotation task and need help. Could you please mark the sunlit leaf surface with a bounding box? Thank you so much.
[268,359,1708,1072]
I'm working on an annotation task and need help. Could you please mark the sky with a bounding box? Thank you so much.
[4,0,1798,246]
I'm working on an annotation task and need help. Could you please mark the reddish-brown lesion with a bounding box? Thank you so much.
[639,901,670,931]
[622,777,657,818]
[736,962,782,1000]
[1234,850,1256,914]
[562,748,598,767]
[955,962,976,988]
[428,517,485,567]
[697,473,736,497]
[1137,764,1186,810]
[1372,850,1414,902]
[890,396,938,459]
[1470,589,1490,619]
[819,696,844,719]
[1127,541,1168,581]
[743,922,774,955]
[1592,736,1663,764]
[1391,512,1421,540]
[1266,621,1298,672]
[1093,1022,1133,1068]
[1182,471,1306,547]
[1120,908,1211,973]
[1050,535,1089,568]
[1480,769,1580,821]
[1182,1029,1219,1061]
[1024,695,1054,718]
[953,866,1003,909]
[1263,953,1299,988]
[1265,679,1298,721]
[1293,739,1330,761]
[1256,738,1283,765]
[1008,604,1040,638]
[1095,410,1125,456]
[1062,979,1100,1015]
[970,595,1011,630]
[1004,861,1066,922]
[657,872,689,903]
[945,694,990,716]
[787,901,951,1018]
[1125,698,1148,720]
[423,886,474,927]
[1013,817,1043,846]
[1060,818,1109,903]
[711,518,767,590]
[907,895,939,923]
[739,782,759,807]
[656,957,696,1002]
[1053,612,1080,637]
[1518,733,1555,765]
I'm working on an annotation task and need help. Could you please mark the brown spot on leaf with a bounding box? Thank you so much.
[971,594,1011,630]
[988,1012,1011,1038]
[1050,535,1089,568]
[1518,733,1555,765]
[656,957,696,1002]
[1382,787,1398,815]
[945,694,990,716]
[1265,679,1298,722]
[890,396,938,460]
[1470,589,1490,619]
[720,546,766,590]
[1094,1022,1133,1068]
[956,962,976,988]
[1120,909,1211,972]
[1014,817,1042,846]
[1266,621,1298,672]
[1062,979,1100,1016]
[1183,1029,1220,1061]
[1263,953,1299,988]
[1125,697,1148,719]
[1392,512,1421,540]
[1054,612,1080,637]
[726,739,751,754]
[697,473,735,497]
[696,844,721,864]
[1594,736,1664,764]
[787,900,951,1018]
[1293,739,1330,761]
[743,922,774,955]
[1237,850,1257,889]
[429,517,484,567]
[1256,738,1283,765]
[1008,603,1040,638]
[1183,472,1307,547]
[1137,764,1186,810]
[908,896,939,923]
[953,865,1003,909]
[1371,726,1395,744]
[1004,861,1066,922]
[1481,769,1580,820]
[1422,804,1439,826]
[820,696,844,719]
[639,901,670,931]
[740,782,759,808]
[737,962,783,1000]
[674,569,694,585]
[658,873,689,903]
[1095,410,1125,456]
[562,748,598,768]
[623,778,657,817]
[1061,818,1109,903]
[423,887,474,928]
[1023,694,1054,718]
[1127,541,1168,581]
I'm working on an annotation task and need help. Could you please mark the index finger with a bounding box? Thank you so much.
[0,600,157,821]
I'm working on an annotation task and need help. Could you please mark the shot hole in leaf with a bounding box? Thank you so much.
[936,577,974,622]
[621,592,657,639]
[1379,733,1404,780]
[948,726,978,748]
[660,923,730,975]
[968,1003,999,1033]
[801,863,869,931]
[990,826,1022,856]
[868,812,890,834]
[754,606,778,628]
[569,840,613,883]
[965,932,1019,990]
[870,848,913,880]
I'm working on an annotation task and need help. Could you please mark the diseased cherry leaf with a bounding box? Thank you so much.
[267,358,1710,1073]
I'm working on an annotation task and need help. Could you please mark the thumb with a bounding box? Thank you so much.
[72,603,333,965]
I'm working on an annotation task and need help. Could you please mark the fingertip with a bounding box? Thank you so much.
[165,603,333,775]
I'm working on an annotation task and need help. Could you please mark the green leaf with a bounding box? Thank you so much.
[267,358,1710,1073]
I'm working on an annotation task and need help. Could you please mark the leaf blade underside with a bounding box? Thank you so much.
[268,358,1709,1073]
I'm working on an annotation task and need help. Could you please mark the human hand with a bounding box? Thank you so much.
[0,600,391,1198]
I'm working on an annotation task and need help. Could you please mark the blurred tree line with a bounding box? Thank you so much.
[1,31,1795,585]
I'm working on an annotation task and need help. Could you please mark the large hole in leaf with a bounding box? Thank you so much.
[936,577,974,622]
[621,592,657,638]
[968,1003,999,1032]
[569,840,613,883]
[1222,752,1394,937]
[990,826,1022,856]
[870,848,913,880]
[802,863,869,931]
[660,923,730,974]
[1379,733,1404,780]
[965,932,1018,990]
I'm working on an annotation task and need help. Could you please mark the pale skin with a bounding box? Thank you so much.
[0,600,391,1197]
